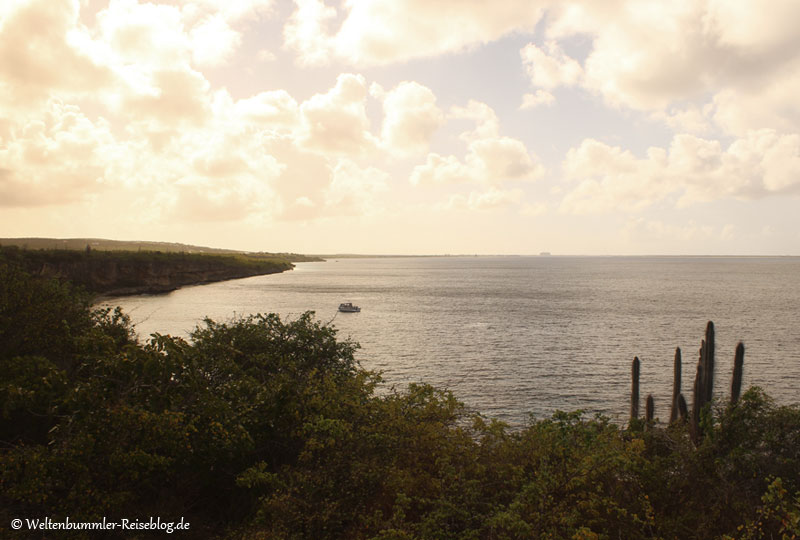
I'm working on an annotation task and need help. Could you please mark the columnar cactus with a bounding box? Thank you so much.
[670,347,682,423]
[691,322,716,444]
[691,360,704,444]
[677,394,688,422]
[702,321,715,403]
[631,357,640,421]
[731,342,745,405]
[625,322,743,441]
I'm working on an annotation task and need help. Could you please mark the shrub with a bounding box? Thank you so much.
[1,263,799,539]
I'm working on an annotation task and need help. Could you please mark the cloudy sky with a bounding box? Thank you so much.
[2,0,800,255]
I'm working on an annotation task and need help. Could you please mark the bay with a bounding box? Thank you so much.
[101,256,800,426]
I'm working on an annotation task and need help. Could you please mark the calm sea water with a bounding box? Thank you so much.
[101,256,800,425]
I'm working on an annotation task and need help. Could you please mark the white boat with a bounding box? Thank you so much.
[338,302,361,313]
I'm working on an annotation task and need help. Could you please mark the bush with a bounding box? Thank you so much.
[0,262,93,369]
[1,263,799,539]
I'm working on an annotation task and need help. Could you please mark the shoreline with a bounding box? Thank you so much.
[92,264,293,298]
[0,246,297,297]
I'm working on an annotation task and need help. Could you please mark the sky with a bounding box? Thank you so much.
[1,0,800,255]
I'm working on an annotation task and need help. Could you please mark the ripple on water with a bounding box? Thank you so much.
[102,256,800,427]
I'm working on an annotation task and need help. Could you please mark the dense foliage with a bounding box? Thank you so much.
[0,245,294,295]
[1,261,799,539]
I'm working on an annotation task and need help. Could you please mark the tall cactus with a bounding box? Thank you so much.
[692,328,745,441]
[670,347,682,423]
[691,359,704,444]
[731,342,745,405]
[624,322,744,438]
[691,322,716,444]
[677,394,688,421]
[703,321,715,403]
[631,357,640,421]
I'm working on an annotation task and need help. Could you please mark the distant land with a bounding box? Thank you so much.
[0,237,324,263]
[0,238,324,296]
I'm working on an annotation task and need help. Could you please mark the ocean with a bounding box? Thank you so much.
[101,256,800,425]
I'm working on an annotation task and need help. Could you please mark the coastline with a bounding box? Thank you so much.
[0,246,298,297]
[92,264,293,297]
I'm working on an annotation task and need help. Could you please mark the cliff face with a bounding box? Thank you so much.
[0,248,294,296]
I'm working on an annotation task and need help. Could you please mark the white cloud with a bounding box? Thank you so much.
[189,15,241,67]
[178,0,276,67]
[86,0,227,131]
[412,101,543,189]
[283,0,337,66]
[653,104,714,135]
[373,81,444,156]
[0,81,294,226]
[0,101,116,206]
[97,0,189,69]
[560,130,800,214]
[324,159,389,215]
[0,3,402,229]
[543,0,800,133]
[450,100,500,141]
[412,101,544,190]
[0,0,113,108]
[298,73,377,155]
[547,2,716,110]
[410,153,473,186]
[711,74,800,136]
[111,110,286,223]
[446,188,523,212]
[703,0,800,53]
[520,41,582,89]
[274,0,792,115]
[121,68,212,127]
[520,90,555,110]
[234,90,299,129]
[96,0,275,72]
[468,137,542,184]
[3,0,798,254]
[171,175,277,222]
[177,0,275,24]
[283,0,547,67]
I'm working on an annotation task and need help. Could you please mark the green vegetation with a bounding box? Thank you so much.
[0,245,295,295]
[1,263,799,539]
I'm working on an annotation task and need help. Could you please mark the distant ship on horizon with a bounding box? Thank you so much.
[539,251,551,256]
